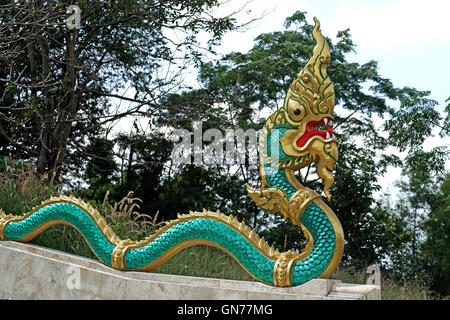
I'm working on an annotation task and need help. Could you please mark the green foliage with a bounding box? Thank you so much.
[100,190,164,241]
[329,141,394,268]
[153,245,254,282]
[402,148,448,194]
[80,138,118,201]
[114,132,174,217]
[380,278,439,300]
[388,145,449,286]
[84,138,117,182]
[441,96,450,137]
[0,156,93,257]
[156,164,260,225]
[384,88,440,152]
[421,173,450,296]
[259,217,307,252]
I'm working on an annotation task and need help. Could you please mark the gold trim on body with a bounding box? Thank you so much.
[0,196,281,269]
[0,17,345,287]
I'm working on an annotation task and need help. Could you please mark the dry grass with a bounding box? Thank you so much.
[0,156,58,215]
[100,190,163,241]
[330,267,446,300]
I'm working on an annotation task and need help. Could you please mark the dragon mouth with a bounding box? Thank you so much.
[296,117,335,148]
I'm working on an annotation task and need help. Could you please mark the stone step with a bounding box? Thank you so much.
[327,292,365,300]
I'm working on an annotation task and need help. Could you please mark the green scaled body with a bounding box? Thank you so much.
[1,180,337,286]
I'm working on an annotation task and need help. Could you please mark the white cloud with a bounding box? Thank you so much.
[328,0,450,48]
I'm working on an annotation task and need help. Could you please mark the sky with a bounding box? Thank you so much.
[205,0,450,198]
[215,0,450,111]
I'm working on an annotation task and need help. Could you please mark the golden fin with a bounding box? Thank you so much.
[245,184,290,220]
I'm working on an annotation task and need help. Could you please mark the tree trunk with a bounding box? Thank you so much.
[126,143,135,191]
[38,29,79,179]
[36,30,52,176]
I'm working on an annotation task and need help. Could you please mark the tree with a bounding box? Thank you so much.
[421,172,450,296]
[0,0,243,180]
[440,96,449,137]
[81,137,117,201]
[114,131,173,217]
[385,148,449,282]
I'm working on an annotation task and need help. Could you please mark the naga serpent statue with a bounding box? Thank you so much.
[0,18,343,287]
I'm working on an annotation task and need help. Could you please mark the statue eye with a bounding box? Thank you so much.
[286,98,304,122]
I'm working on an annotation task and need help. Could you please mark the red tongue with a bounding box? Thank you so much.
[296,121,333,148]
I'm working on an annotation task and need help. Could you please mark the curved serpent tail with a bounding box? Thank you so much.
[0,194,342,286]
[0,17,344,287]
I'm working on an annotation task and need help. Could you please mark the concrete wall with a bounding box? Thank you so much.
[0,241,380,300]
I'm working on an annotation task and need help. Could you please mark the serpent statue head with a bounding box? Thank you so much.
[258,17,338,202]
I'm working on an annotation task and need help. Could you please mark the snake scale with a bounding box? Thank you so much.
[0,18,344,287]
